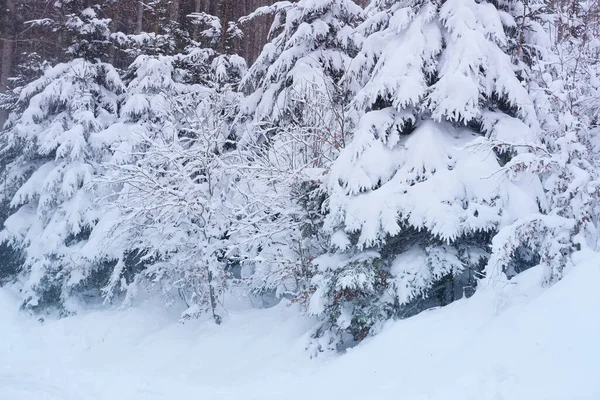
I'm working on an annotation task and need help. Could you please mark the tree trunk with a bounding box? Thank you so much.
[193,0,203,40]
[168,0,180,24]
[217,0,230,53]
[0,0,16,128]
[207,270,221,325]
[135,0,144,34]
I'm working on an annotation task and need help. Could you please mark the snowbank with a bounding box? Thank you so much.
[1,262,599,399]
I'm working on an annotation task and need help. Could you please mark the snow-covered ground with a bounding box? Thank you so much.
[1,262,599,400]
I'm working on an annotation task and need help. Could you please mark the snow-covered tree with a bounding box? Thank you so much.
[180,11,247,91]
[111,23,190,62]
[188,11,244,55]
[0,53,52,283]
[92,18,246,320]
[228,102,335,306]
[487,0,600,285]
[87,54,199,301]
[308,0,550,353]
[0,7,125,310]
[0,52,51,120]
[97,91,237,324]
[233,0,362,309]
[240,0,362,129]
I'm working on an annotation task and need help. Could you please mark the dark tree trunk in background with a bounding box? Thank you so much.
[0,0,16,128]
[169,0,180,23]
[135,0,144,34]
[238,0,277,63]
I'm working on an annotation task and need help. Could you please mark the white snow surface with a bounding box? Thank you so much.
[1,262,599,400]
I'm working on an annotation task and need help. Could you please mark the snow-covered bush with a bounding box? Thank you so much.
[234,0,362,309]
[98,92,238,324]
[230,112,332,305]
[92,24,247,321]
[487,0,600,285]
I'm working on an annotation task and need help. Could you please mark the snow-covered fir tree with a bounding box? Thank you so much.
[0,6,125,310]
[184,11,246,89]
[307,0,551,354]
[0,54,51,284]
[111,10,191,62]
[240,0,363,128]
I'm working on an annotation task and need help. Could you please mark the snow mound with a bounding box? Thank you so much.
[1,262,599,399]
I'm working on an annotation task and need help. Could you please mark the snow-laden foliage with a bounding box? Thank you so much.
[113,0,192,60]
[98,92,238,324]
[233,0,363,309]
[308,0,550,354]
[25,5,113,62]
[189,11,244,54]
[0,57,125,310]
[487,0,600,285]
[111,27,189,61]
[1,0,599,360]
[230,113,334,306]
[0,7,126,310]
[64,6,113,60]
[91,25,247,321]
[240,0,363,127]
[0,53,51,125]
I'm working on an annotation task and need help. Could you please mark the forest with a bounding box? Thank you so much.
[0,0,599,356]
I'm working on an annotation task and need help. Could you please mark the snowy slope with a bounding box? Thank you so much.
[1,262,599,400]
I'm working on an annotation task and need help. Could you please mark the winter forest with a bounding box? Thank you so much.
[0,0,599,358]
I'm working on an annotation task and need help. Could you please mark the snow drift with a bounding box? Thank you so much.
[1,261,599,400]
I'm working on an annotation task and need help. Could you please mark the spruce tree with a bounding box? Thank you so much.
[240,0,362,128]
[308,0,550,354]
[0,6,125,310]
